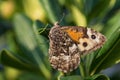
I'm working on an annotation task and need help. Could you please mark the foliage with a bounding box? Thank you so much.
[0,0,120,80]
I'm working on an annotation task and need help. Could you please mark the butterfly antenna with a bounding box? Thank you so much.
[59,13,65,24]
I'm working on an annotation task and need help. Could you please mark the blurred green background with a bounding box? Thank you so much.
[0,0,120,80]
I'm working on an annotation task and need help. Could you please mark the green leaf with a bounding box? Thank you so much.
[60,75,83,80]
[0,72,4,80]
[85,74,110,80]
[33,20,49,56]
[13,14,36,63]
[0,49,39,73]
[13,14,51,79]
[84,0,96,14]
[70,5,87,26]
[17,72,45,80]
[90,33,120,75]
[38,0,61,23]
[97,11,120,57]
[33,20,51,69]
[88,0,116,23]
[90,11,120,75]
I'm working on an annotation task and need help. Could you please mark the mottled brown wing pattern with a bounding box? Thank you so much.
[48,22,106,73]
[49,25,80,73]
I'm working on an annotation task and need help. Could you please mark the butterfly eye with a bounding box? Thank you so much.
[91,35,96,39]
[83,42,88,47]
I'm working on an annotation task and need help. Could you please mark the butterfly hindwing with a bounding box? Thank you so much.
[49,25,80,73]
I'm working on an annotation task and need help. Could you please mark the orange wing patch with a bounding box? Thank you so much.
[64,28,84,43]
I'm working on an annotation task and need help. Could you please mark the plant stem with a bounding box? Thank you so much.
[79,61,85,77]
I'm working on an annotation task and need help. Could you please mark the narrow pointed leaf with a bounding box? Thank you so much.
[60,75,82,80]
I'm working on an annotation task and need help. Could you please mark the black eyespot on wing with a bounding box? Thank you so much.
[83,42,88,47]
[91,35,96,39]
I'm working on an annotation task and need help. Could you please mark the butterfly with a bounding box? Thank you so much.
[48,22,106,73]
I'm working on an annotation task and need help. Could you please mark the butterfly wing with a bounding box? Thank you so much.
[62,27,106,55]
[49,26,80,73]
[49,24,106,73]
